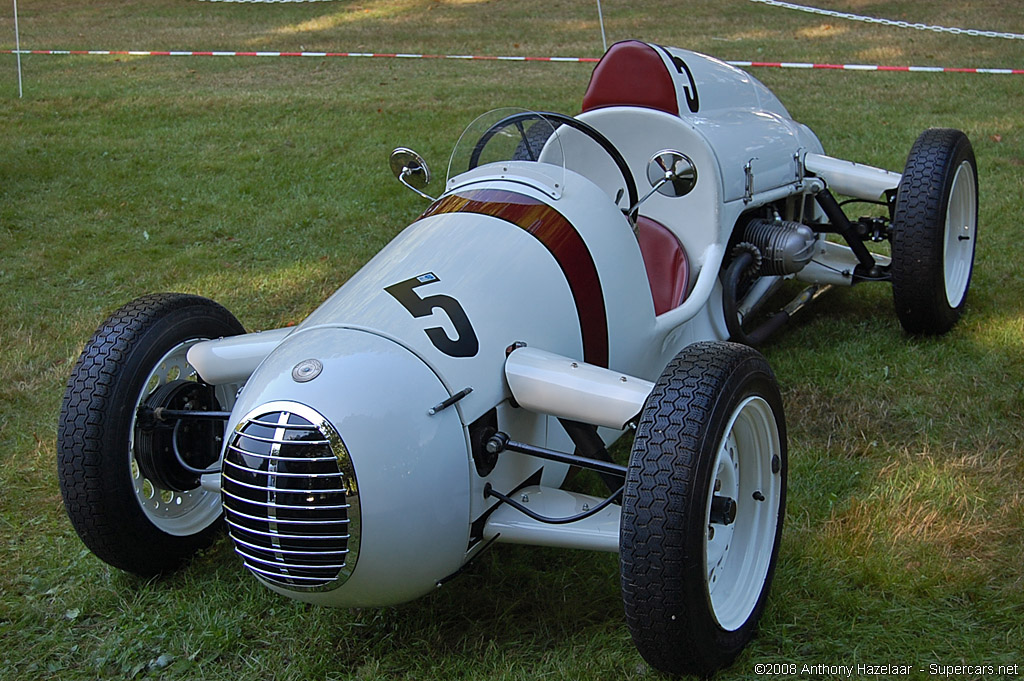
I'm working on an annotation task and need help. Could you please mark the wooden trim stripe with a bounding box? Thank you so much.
[420,189,609,367]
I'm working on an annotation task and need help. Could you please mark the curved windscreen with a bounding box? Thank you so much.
[447,108,565,194]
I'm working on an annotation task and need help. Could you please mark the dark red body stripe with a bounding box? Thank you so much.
[420,189,609,368]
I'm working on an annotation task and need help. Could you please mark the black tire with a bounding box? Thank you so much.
[512,120,556,162]
[58,293,245,576]
[620,341,787,676]
[891,128,978,335]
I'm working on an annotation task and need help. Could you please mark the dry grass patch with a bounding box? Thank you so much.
[795,23,848,40]
[822,449,1022,586]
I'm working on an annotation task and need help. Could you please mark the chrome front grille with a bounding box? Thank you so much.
[222,401,360,592]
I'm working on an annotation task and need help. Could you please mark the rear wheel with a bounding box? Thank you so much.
[620,341,786,676]
[58,293,244,575]
[891,128,978,334]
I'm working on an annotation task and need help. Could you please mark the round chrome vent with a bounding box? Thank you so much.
[222,401,359,592]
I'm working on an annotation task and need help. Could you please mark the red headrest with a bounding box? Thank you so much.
[581,40,679,115]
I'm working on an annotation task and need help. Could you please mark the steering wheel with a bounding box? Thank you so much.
[467,111,639,210]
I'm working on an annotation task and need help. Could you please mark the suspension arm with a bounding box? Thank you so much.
[485,432,627,481]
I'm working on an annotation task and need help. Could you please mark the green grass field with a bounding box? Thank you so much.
[1,1,1023,679]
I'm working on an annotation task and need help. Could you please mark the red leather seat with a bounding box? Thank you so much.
[583,41,688,313]
[635,216,689,315]
[581,40,678,115]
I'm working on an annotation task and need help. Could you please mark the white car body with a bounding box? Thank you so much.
[61,39,976,676]
[185,44,897,606]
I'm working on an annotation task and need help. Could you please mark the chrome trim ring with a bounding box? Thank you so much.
[222,401,360,592]
[128,338,231,536]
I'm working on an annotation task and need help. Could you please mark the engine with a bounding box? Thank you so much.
[741,218,816,276]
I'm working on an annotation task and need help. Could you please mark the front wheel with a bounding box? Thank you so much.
[620,341,787,676]
[58,293,244,576]
[891,128,978,335]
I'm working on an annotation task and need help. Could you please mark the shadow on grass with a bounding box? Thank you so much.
[76,533,633,679]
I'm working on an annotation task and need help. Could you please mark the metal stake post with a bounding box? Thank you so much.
[13,0,23,97]
[595,0,607,53]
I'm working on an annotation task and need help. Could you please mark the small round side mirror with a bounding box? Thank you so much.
[646,150,698,198]
[390,148,434,199]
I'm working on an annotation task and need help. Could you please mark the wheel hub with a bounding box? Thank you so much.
[942,160,977,308]
[135,379,223,492]
[706,433,740,589]
[709,495,737,525]
[704,395,782,631]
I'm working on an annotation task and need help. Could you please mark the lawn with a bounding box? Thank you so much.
[1,1,1022,679]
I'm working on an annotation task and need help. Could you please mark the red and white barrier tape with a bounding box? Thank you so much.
[4,49,599,62]
[4,49,1022,75]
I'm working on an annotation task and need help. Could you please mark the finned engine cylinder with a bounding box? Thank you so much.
[742,219,816,275]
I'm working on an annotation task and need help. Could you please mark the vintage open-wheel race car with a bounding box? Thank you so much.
[57,40,977,676]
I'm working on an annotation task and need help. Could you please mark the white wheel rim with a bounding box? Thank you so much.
[128,339,235,536]
[943,160,977,308]
[704,395,782,631]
